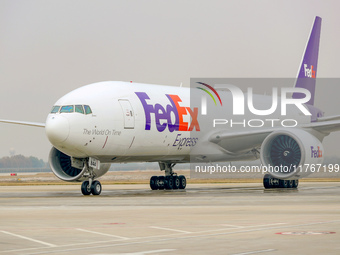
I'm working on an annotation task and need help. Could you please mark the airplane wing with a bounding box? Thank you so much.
[303,119,340,134]
[316,115,340,122]
[209,128,275,153]
[209,120,340,153]
[0,119,45,128]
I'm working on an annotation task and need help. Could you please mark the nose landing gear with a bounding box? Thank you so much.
[81,179,102,195]
[80,160,102,195]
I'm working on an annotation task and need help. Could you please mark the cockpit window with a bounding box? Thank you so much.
[75,105,84,114]
[50,106,60,114]
[53,105,91,114]
[84,105,92,115]
[60,105,74,113]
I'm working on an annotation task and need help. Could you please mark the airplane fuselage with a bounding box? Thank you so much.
[45,81,312,164]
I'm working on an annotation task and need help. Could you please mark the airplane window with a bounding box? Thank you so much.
[60,105,74,113]
[50,106,60,114]
[75,105,84,114]
[84,105,92,115]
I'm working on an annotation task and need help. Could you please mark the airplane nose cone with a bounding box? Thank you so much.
[45,115,70,145]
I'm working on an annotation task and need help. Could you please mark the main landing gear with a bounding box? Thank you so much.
[263,174,299,189]
[150,163,187,190]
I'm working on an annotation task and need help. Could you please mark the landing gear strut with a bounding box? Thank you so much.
[150,162,186,190]
[80,160,102,195]
[263,174,299,189]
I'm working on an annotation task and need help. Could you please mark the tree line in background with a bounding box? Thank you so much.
[0,155,48,168]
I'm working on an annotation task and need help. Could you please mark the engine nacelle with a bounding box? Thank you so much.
[260,129,323,179]
[49,147,110,182]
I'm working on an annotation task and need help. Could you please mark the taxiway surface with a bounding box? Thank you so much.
[0,182,339,255]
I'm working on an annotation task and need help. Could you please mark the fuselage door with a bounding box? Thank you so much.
[118,99,135,129]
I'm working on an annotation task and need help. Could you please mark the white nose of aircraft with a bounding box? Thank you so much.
[45,115,70,145]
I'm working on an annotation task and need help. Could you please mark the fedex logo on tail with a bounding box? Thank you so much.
[310,146,322,158]
[304,64,316,78]
[135,92,200,132]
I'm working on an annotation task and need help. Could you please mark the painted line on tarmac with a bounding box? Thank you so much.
[0,230,57,247]
[18,220,340,255]
[93,249,175,254]
[230,249,276,255]
[149,226,192,234]
[76,228,129,240]
[199,223,286,233]
[220,224,244,228]
[221,223,284,229]
[246,223,286,228]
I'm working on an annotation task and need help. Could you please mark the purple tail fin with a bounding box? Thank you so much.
[293,16,322,106]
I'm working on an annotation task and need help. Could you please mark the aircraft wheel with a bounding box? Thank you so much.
[91,180,102,195]
[154,176,161,190]
[263,174,272,189]
[81,181,91,195]
[292,179,299,188]
[287,180,294,188]
[179,175,186,189]
[158,176,165,190]
[165,176,174,190]
[279,179,289,188]
[173,176,180,190]
[150,176,158,190]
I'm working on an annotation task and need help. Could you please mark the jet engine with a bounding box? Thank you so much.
[49,147,110,182]
[260,129,323,179]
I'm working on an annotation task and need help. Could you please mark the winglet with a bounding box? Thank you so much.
[293,16,322,106]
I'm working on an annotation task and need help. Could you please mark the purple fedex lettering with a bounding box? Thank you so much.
[310,146,323,158]
[135,92,200,132]
[135,92,154,130]
[135,92,179,132]
[154,103,167,132]
[165,95,180,132]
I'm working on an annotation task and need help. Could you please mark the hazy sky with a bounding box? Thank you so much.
[1,0,340,161]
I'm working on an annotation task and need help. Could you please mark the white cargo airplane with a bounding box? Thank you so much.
[1,16,339,195]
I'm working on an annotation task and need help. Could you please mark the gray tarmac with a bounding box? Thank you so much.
[0,182,339,255]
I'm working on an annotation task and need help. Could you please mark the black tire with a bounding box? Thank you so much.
[81,181,91,195]
[292,179,299,188]
[279,179,289,188]
[287,180,294,188]
[150,176,157,190]
[91,180,102,195]
[158,176,165,190]
[165,176,174,190]
[154,176,161,190]
[173,176,180,189]
[179,175,186,189]
[263,174,272,189]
